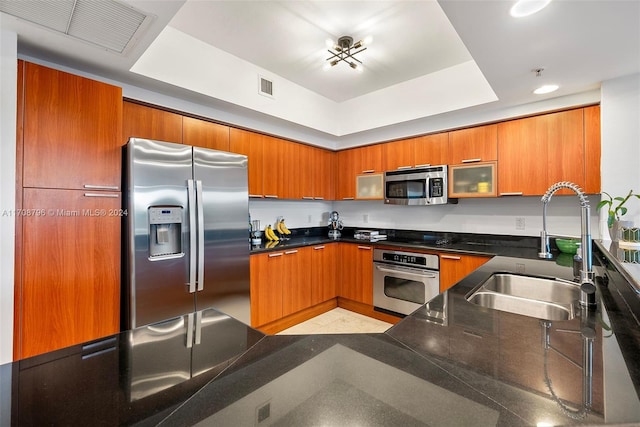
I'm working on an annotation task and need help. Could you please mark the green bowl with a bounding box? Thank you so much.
[555,238,580,255]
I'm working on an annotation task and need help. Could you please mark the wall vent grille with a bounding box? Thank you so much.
[0,0,151,54]
[258,75,274,98]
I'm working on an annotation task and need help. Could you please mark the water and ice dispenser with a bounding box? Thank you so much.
[148,207,183,258]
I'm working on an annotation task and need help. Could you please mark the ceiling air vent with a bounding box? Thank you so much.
[0,0,152,54]
[258,75,274,99]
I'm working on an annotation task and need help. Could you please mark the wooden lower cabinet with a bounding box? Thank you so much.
[338,243,373,305]
[16,188,121,359]
[439,253,491,292]
[251,245,337,328]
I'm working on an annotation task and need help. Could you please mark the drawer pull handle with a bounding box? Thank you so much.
[268,252,283,257]
[314,197,324,200]
[285,250,298,255]
[84,193,119,198]
[313,246,325,250]
[415,163,431,168]
[84,184,119,190]
[397,165,412,170]
[441,255,461,260]
[302,196,314,200]
[361,169,375,174]
[342,197,355,200]
[249,194,264,198]
[499,192,524,196]
[264,195,279,199]
[461,158,482,163]
[357,245,371,250]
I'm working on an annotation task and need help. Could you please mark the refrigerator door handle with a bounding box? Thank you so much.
[196,180,205,291]
[186,312,194,349]
[194,310,203,346]
[187,179,197,293]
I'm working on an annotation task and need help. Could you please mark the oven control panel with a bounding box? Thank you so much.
[373,249,439,270]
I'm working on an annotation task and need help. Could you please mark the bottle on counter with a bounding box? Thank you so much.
[573,242,582,279]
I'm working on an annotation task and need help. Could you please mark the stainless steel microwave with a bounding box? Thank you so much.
[384,165,454,205]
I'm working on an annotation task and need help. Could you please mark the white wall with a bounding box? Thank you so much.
[600,73,640,226]
[0,31,17,365]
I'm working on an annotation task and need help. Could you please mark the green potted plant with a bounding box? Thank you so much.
[597,189,639,241]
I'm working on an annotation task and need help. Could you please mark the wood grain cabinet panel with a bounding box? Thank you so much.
[282,248,312,317]
[18,188,120,359]
[335,145,382,200]
[382,139,415,171]
[439,253,491,293]
[229,128,264,198]
[122,101,183,145]
[311,244,338,305]
[583,105,601,194]
[338,243,373,305]
[22,62,122,190]
[449,124,497,164]
[250,252,284,327]
[414,133,451,167]
[182,116,230,151]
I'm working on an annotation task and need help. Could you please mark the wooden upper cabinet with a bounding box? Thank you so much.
[584,105,601,194]
[498,114,550,196]
[262,136,301,199]
[382,139,414,171]
[449,124,497,164]
[229,128,264,197]
[335,145,382,200]
[19,188,121,359]
[22,62,122,190]
[546,109,585,194]
[414,133,451,167]
[182,116,230,151]
[299,145,334,200]
[122,101,183,145]
[498,108,590,196]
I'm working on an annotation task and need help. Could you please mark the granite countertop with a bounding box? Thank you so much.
[3,235,640,426]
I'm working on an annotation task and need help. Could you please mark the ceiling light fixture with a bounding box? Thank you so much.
[325,36,367,72]
[510,0,552,18]
[532,68,559,94]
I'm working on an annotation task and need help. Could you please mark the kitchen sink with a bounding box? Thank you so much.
[466,273,580,320]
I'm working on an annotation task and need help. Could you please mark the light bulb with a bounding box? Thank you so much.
[533,84,559,94]
[510,0,552,17]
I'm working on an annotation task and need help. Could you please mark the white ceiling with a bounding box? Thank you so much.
[2,0,639,140]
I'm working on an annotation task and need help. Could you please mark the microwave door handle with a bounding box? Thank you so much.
[196,180,205,292]
[425,177,431,204]
[187,180,197,294]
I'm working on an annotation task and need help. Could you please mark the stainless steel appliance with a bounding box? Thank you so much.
[123,138,250,329]
[384,165,454,205]
[373,249,440,316]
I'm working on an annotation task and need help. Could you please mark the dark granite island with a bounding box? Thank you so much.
[2,244,639,426]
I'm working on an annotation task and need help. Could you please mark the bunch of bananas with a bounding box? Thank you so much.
[264,224,279,241]
[276,218,292,236]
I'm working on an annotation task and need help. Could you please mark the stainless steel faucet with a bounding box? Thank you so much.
[539,181,596,307]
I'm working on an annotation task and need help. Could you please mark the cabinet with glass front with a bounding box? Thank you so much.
[449,162,497,198]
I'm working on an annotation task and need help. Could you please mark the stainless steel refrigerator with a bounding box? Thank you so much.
[123,138,250,329]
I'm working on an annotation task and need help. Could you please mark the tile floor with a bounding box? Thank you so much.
[276,308,393,335]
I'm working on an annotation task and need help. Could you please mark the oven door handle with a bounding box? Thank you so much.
[375,264,437,278]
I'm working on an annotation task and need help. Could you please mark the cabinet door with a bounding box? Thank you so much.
[449,124,497,164]
[282,248,312,316]
[382,139,414,171]
[497,115,549,196]
[250,252,284,327]
[311,244,338,305]
[229,128,264,198]
[335,148,359,200]
[439,254,491,292]
[23,62,122,190]
[315,148,335,200]
[414,133,450,167]
[19,188,121,359]
[338,244,373,305]
[123,101,183,145]
[584,105,601,194]
[262,136,301,199]
[298,144,316,200]
[182,116,230,151]
[546,109,585,195]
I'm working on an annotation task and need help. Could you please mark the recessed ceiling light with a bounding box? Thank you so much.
[510,0,552,18]
[534,84,559,94]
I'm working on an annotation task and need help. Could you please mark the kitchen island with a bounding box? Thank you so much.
[2,239,639,426]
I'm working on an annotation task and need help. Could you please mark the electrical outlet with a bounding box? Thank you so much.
[363,214,369,223]
[515,217,525,230]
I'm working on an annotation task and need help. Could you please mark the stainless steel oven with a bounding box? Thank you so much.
[373,249,440,316]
